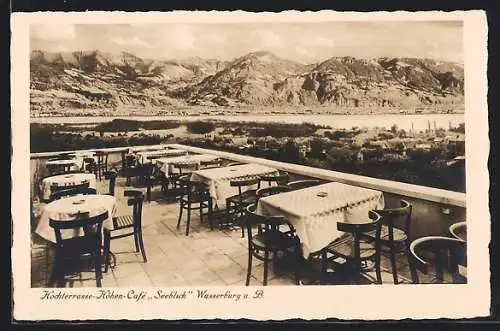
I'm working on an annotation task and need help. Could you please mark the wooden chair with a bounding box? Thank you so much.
[102,170,117,196]
[256,185,291,200]
[244,204,302,286]
[449,221,467,241]
[103,190,147,273]
[139,163,169,202]
[83,157,96,175]
[122,154,140,186]
[199,158,222,169]
[225,177,261,237]
[49,181,93,201]
[169,162,198,189]
[46,163,74,176]
[409,236,467,284]
[287,180,321,190]
[363,199,412,284]
[49,211,108,287]
[94,151,108,181]
[176,176,213,236]
[260,171,290,186]
[321,211,382,284]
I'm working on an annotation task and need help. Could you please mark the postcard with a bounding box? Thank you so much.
[11,10,490,320]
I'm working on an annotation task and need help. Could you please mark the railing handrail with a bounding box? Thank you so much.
[29,143,467,207]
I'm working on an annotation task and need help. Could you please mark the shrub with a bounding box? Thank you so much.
[186,121,216,134]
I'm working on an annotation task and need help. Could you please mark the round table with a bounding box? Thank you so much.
[40,173,97,201]
[35,194,117,243]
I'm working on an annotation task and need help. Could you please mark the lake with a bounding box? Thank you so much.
[30,113,465,131]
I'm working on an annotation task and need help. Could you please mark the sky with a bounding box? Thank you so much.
[30,21,463,64]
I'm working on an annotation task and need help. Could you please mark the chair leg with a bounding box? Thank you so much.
[103,231,110,273]
[137,229,147,263]
[146,184,151,202]
[94,249,102,288]
[133,230,140,253]
[246,253,253,286]
[263,251,269,286]
[375,255,382,285]
[389,245,398,284]
[208,199,213,230]
[186,206,191,236]
[176,203,183,230]
[51,252,63,287]
[199,203,203,223]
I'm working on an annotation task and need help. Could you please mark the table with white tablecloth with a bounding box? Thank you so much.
[256,182,385,258]
[190,163,278,209]
[35,194,117,243]
[155,154,219,174]
[40,173,97,201]
[135,149,187,163]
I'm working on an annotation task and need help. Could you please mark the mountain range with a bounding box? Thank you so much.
[30,50,464,115]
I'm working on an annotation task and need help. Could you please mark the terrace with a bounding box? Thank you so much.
[29,144,467,287]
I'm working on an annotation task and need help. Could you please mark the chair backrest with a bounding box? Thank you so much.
[95,151,108,166]
[124,190,145,227]
[260,172,290,186]
[245,204,295,244]
[177,176,209,202]
[409,236,467,284]
[374,199,412,243]
[171,162,199,175]
[103,170,117,196]
[230,177,261,196]
[49,211,108,247]
[336,210,382,263]
[125,154,138,168]
[226,162,245,167]
[200,158,222,168]
[449,221,467,241]
[287,179,321,190]
[50,181,93,201]
[256,185,291,200]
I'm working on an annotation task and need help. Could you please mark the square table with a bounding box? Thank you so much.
[155,154,219,174]
[40,173,98,201]
[256,182,385,258]
[136,149,187,163]
[35,194,118,243]
[190,163,278,209]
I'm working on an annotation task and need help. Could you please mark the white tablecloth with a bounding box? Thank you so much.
[155,154,219,174]
[190,164,278,209]
[256,182,385,258]
[35,194,117,243]
[40,173,97,201]
[136,149,187,163]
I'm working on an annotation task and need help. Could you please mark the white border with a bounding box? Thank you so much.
[11,10,490,320]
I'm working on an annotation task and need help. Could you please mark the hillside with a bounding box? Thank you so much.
[29,50,464,115]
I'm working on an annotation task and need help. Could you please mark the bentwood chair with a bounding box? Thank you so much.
[102,170,117,196]
[176,176,213,236]
[49,211,108,287]
[363,199,412,284]
[449,221,467,241]
[103,190,147,273]
[168,162,199,190]
[94,151,108,181]
[260,171,290,187]
[256,185,291,201]
[49,181,93,201]
[226,177,261,237]
[321,211,382,285]
[409,236,467,284]
[287,180,321,191]
[199,158,222,169]
[244,204,302,286]
[138,163,168,202]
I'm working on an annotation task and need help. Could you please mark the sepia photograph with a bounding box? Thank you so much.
[11,10,490,320]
